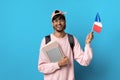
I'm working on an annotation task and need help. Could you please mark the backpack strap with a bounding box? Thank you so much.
[68,34,74,59]
[45,35,51,44]
[68,33,75,52]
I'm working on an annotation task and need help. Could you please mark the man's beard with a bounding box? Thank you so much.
[54,25,66,32]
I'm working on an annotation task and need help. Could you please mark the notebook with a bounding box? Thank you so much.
[41,41,64,62]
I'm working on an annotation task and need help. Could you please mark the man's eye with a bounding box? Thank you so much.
[54,20,58,22]
[61,19,64,21]
[53,19,64,22]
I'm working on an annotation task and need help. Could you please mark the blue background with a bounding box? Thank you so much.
[0,0,120,80]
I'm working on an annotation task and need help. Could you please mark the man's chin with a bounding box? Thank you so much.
[56,30,64,32]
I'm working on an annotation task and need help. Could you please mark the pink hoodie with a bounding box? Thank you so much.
[38,34,93,80]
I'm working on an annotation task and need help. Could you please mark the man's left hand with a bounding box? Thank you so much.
[86,32,94,44]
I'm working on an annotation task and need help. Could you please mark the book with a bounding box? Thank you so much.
[41,41,64,62]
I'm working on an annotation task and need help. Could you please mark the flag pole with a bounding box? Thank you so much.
[91,20,94,34]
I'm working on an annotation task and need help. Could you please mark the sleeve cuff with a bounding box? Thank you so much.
[86,43,90,47]
[85,43,92,50]
[55,62,60,69]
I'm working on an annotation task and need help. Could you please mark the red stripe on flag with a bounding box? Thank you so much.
[93,24,102,33]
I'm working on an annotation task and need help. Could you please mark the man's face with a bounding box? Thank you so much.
[52,17,66,32]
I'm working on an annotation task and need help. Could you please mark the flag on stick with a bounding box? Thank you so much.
[92,13,102,33]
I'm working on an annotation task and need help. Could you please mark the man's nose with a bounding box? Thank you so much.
[57,20,61,24]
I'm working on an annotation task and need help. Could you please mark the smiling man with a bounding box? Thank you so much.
[38,10,94,80]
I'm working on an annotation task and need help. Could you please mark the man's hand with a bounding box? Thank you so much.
[58,56,69,67]
[86,32,94,44]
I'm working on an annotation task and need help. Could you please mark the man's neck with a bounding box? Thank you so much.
[53,31,66,38]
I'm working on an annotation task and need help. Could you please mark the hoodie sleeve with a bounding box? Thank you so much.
[38,38,60,74]
[73,36,93,66]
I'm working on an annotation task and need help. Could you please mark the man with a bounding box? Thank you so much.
[38,10,94,80]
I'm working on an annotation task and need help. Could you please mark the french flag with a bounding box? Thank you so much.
[93,13,102,33]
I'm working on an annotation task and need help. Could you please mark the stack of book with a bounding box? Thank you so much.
[41,41,64,62]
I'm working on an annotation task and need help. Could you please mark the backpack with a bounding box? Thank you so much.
[45,34,75,58]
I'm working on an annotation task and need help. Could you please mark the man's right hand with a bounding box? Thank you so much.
[58,56,69,67]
